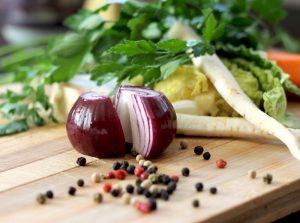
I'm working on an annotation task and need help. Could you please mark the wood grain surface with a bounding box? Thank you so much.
[0,102,299,223]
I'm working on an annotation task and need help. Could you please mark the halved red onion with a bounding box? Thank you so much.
[66,92,125,158]
[114,86,177,158]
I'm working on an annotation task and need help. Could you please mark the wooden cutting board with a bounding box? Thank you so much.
[0,102,299,223]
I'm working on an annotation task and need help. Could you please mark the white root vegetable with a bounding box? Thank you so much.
[177,114,300,140]
[192,55,300,160]
[172,100,199,115]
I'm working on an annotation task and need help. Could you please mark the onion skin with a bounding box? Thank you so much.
[66,92,125,158]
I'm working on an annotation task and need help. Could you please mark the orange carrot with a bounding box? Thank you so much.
[267,50,300,88]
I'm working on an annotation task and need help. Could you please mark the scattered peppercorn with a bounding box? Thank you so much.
[134,166,144,177]
[135,201,151,213]
[114,170,127,180]
[139,160,145,167]
[143,160,152,167]
[148,199,157,210]
[194,146,204,155]
[192,199,200,208]
[137,186,144,195]
[149,174,158,184]
[143,189,152,198]
[126,165,135,174]
[121,160,129,168]
[162,175,171,185]
[136,178,142,186]
[76,157,86,166]
[167,182,177,194]
[171,175,179,183]
[210,187,217,194]
[141,171,149,180]
[93,193,103,203]
[147,165,158,174]
[107,171,115,179]
[181,167,190,177]
[91,172,102,183]
[263,174,273,184]
[77,179,84,187]
[151,190,161,199]
[111,189,120,197]
[45,190,54,199]
[203,152,211,160]
[195,182,204,192]
[36,193,46,204]
[122,193,131,204]
[103,183,112,193]
[136,154,144,162]
[126,184,135,194]
[113,162,121,170]
[216,159,227,168]
[141,179,152,189]
[68,186,76,196]
[248,170,256,179]
[179,140,188,150]
[160,189,169,201]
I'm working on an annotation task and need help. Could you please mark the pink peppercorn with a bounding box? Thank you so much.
[103,183,112,193]
[114,170,127,180]
[135,201,151,213]
[140,172,149,180]
[134,166,144,177]
[216,159,227,168]
[107,171,115,179]
[171,175,179,183]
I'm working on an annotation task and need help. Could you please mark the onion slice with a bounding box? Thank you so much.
[114,86,177,158]
[66,92,125,158]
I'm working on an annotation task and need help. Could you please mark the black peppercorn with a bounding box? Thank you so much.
[151,190,161,199]
[68,186,76,196]
[167,182,177,194]
[76,157,86,166]
[162,175,171,185]
[194,146,204,155]
[137,186,144,195]
[77,179,84,187]
[126,184,135,194]
[158,174,164,183]
[148,198,157,210]
[181,167,190,177]
[203,152,211,160]
[210,187,217,194]
[45,190,54,199]
[136,178,142,186]
[143,189,152,198]
[127,165,135,174]
[195,182,203,192]
[113,162,121,170]
[111,189,120,197]
[160,189,169,201]
[121,160,129,168]
[192,199,200,208]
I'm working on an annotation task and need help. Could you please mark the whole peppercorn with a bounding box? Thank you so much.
[160,189,169,201]
[167,182,177,194]
[91,172,102,183]
[143,189,152,198]
[203,152,211,160]
[135,201,151,213]
[36,193,46,204]
[149,174,158,184]
[126,184,135,194]
[158,174,164,183]
[93,193,103,203]
[179,140,188,150]
[76,157,86,166]
[77,179,84,187]
[171,175,179,183]
[141,179,152,189]
[141,171,149,180]
[121,160,129,168]
[139,160,145,167]
[210,187,217,194]
[113,162,121,170]
[149,185,158,193]
[126,165,136,175]
[195,182,204,192]
[181,167,190,177]
[114,170,127,180]
[122,193,131,204]
[103,183,112,193]
[107,171,115,179]
[216,159,227,168]
[137,186,144,195]
[131,149,138,157]
[136,178,142,186]
[248,170,257,179]
[143,160,152,167]
[147,165,158,174]
[111,189,120,197]
[68,186,76,196]
[148,198,157,210]
[162,175,171,185]
[136,154,144,162]
[45,190,54,199]
[192,199,200,208]
[263,174,273,184]
[194,146,204,155]
[151,190,161,199]
[134,166,144,177]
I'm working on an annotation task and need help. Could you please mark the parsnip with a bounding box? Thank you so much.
[177,113,300,140]
[192,55,300,160]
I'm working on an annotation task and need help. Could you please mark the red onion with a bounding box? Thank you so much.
[66,92,125,158]
[114,86,177,158]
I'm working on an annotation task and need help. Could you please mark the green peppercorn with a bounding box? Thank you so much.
[194,146,204,155]
[263,174,273,184]
[45,190,54,199]
[36,193,46,204]
[76,157,86,166]
[181,167,190,177]
[93,193,103,203]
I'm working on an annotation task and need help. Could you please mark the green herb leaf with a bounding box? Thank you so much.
[0,119,28,136]
[157,39,187,53]
[110,40,156,56]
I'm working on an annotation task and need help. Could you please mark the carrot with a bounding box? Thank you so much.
[267,50,300,88]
